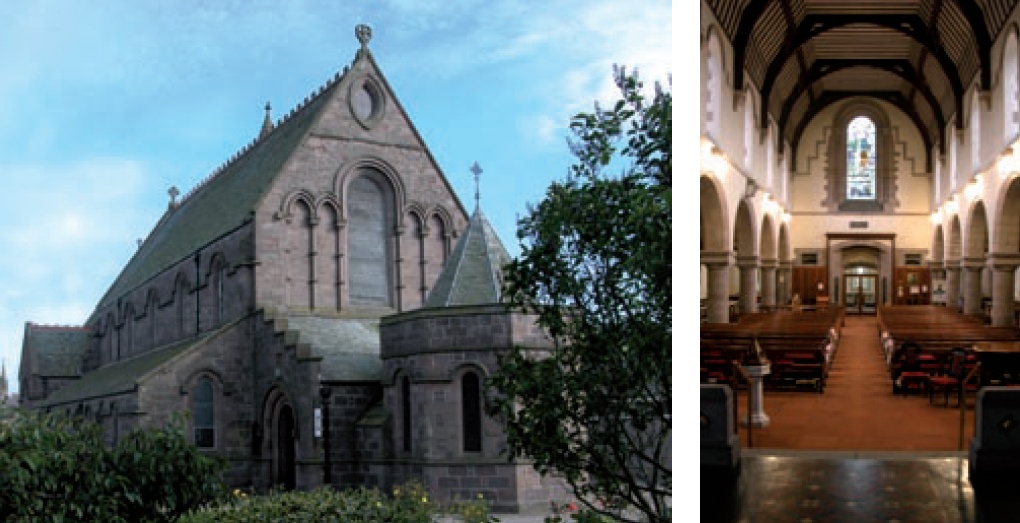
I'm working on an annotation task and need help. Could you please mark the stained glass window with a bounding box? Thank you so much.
[847,116,877,200]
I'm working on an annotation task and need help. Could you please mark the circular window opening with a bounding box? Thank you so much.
[350,77,384,128]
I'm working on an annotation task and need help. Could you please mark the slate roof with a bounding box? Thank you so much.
[37,331,215,408]
[23,324,91,378]
[424,206,512,308]
[284,315,382,382]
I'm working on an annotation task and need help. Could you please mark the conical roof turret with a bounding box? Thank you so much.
[424,206,512,308]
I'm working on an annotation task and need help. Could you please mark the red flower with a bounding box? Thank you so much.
[566,502,577,511]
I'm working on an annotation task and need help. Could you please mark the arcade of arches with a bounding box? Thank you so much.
[701,16,1020,326]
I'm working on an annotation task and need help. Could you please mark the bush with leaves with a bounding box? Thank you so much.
[0,410,227,523]
[179,480,434,523]
[487,66,671,523]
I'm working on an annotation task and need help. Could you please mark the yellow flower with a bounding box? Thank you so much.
[376,501,382,508]
[422,496,428,503]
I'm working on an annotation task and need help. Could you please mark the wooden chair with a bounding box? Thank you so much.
[928,348,968,407]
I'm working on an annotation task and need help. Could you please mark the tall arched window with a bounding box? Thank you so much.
[461,371,482,453]
[846,116,877,200]
[825,101,897,213]
[193,377,215,448]
[347,172,394,307]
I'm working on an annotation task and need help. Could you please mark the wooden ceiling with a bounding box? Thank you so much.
[704,0,1020,169]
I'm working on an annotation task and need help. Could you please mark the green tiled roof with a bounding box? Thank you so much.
[24,325,91,378]
[37,334,210,408]
[425,207,512,308]
[92,63,345,314]
[285,315,382,382]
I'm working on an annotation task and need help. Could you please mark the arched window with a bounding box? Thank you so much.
[401,376,412,453]
[193,377,215,448]
[846,116,877,200]
[462,371,482,453]
[825,101,897,212]
[347,172,394,307]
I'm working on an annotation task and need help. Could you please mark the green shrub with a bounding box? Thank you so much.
[445,493,499,523]
[179,481,434,523]
[0,410,226,523]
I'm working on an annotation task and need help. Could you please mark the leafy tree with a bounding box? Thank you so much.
[487,66,671,523]
[0,410,227,523]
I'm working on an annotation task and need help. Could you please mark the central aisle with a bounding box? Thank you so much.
[735,314,975,451]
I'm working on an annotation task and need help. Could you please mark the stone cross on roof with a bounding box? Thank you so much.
[470,161,482,208]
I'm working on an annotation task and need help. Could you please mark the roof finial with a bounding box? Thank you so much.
[356,24,372,50]
[168,185,180,210]
[260,101,274,140]
[470,161,483,209]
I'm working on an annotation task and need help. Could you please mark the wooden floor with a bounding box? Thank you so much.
[735,314,977,451]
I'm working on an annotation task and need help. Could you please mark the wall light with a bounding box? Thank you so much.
[782,211,792,223]
[945,196,959,215]
[999,147,1020,178]
[964,174,983,200]
[930,211,942,225]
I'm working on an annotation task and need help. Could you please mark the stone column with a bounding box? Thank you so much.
[777,260,793,306]
[737,255,760,316]
[946,260,961,310]
[989,253,1020,327]
[702,251,733,324]
[760,258,777,308]
[927,260,944,305]
[963,257,986,316]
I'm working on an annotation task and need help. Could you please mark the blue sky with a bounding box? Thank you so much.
[0,1,674,392]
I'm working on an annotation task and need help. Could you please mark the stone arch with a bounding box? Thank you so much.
[965,200,990,259]
[949,214,964,261]
[206,252,229,326]
[824,99,897,212]
[760,214,777,260]
[733,200,757,258]
[285,199,314,309]
[121,301,136,358]
[932,224,946,262]
[406,210,427,307]
[343,167,397,308]
[335,158,406,226]
[277,189,318,223]
[262,387,298,490]
[1002,25,1019,142]
[173,271,192,340]
[699,174,729,252]
[184,370,224,449]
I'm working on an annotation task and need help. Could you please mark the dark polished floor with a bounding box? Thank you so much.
[702,452,1020,523]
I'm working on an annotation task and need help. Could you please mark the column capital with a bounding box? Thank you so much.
[700,251,733,268]
[778,260,794,270]
[760,258,778,269]
[987,252,1020,271]
[927,260,944,270]
[944,259,961,269]
[736,255,760,269]
[962,257,986,270]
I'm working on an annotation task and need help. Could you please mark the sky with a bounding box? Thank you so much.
[0,1,676,393]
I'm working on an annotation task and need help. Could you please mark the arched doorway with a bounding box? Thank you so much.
[276,404,296,490]
[264,389,297,490]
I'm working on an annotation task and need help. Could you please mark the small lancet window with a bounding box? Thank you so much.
[193,377,215,448]
[462,371,482,452]
[846,116,877,200]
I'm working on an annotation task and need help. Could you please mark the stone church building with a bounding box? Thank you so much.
[18,25,568,512]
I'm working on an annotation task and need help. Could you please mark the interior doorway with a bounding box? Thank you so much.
[844,271,878,315]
